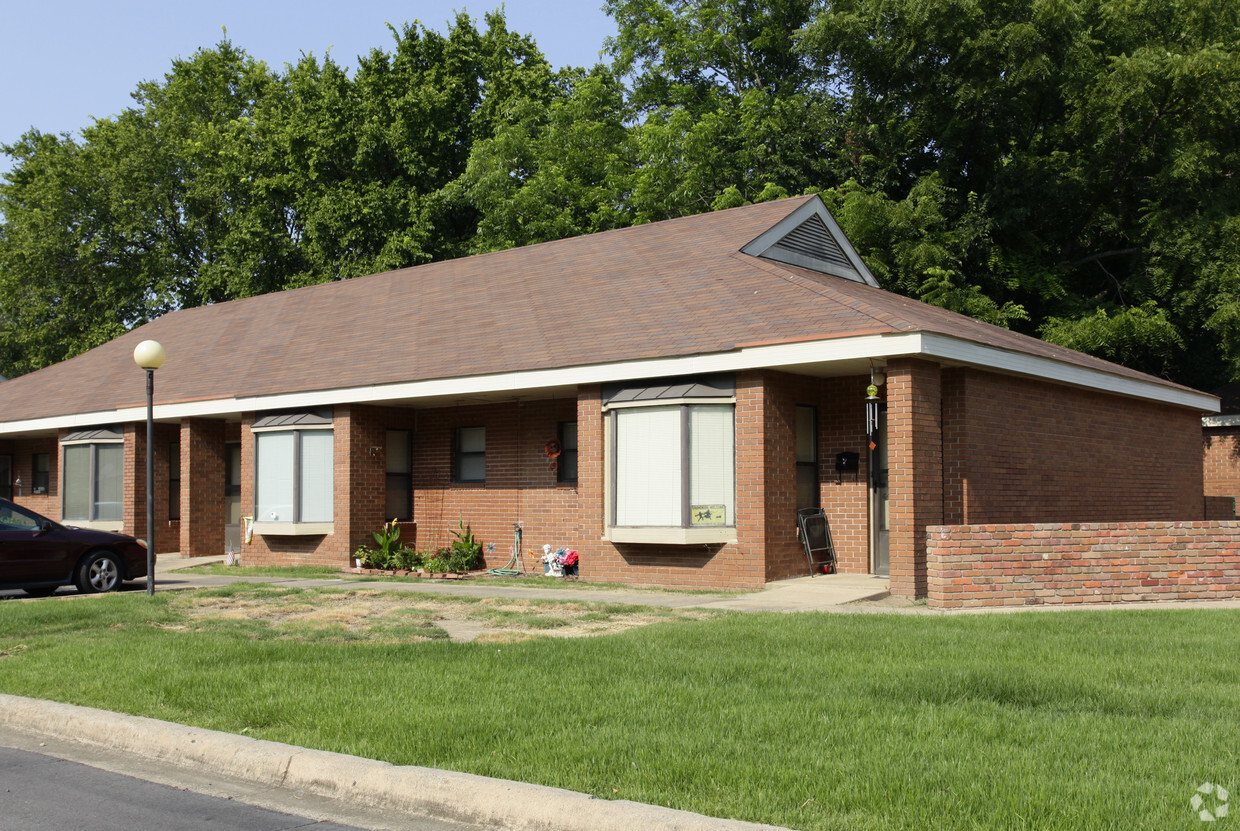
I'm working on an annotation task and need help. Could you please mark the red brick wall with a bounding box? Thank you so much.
[887,359,943,599]
[180,419,226,557]
[227,372,876,589]
[4,436,59,518]
[1206,496,1236,521]
[820,376,874,573]
[240,407,416,569]
[928,522,1240,608]
[124,423,180,554]
[943,369,1204,523]
[1204,426,1240,502]
[412,398,583,573]
[755,371,872,580]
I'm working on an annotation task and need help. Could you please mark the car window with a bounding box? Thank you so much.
[0,504,41,531]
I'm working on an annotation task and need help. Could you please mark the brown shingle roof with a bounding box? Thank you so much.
[0,195,1203,424]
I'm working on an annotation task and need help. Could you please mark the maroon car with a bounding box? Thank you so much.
[0,498,150,596]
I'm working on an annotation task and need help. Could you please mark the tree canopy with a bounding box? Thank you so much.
[2,1,1237,390]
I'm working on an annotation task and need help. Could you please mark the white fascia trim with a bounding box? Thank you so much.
[0,330,1215,435]
[1204,414,1240,427]
[0,333,919,434]
[916,333,1220,412]
[740,196,881,288]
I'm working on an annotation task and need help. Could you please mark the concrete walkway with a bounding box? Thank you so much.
[153,555,893,612]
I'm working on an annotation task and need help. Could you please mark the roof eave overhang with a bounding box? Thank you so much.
[0,331,1217,437]
[1204,414,1240,427]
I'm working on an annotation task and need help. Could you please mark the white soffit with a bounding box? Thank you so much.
[0,331,1216,434]
[741,196,881,287]
[1204,414,1240,427]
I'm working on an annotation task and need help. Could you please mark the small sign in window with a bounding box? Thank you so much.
[690,505,727,526]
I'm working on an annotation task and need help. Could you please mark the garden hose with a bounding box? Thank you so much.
[487,524,523,576]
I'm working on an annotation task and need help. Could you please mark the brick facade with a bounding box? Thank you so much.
[4,366,1212,594]
[1204,426,1240,504]
[0,436,59,518]
[221,372,877,589]
[180,419,226,557]
[886,359,944,599]
[928,522,1240,608]
[942,369,1204,524]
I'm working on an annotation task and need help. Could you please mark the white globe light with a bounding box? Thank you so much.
[133,340,166,370]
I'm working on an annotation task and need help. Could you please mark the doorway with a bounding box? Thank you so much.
[224,443,241,552]
[870,411,889,577]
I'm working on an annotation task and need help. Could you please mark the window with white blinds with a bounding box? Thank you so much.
[61,440,124,522]
[615,406,682,526]
[612,403,734,528]
[255,428,333,524]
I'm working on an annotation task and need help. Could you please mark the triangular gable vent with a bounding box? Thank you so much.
[741,196,879,287]
[770,214,851,271]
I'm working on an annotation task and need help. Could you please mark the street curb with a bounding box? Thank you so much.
[0,694,790,831]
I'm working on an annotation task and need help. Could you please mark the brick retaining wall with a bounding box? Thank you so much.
[927,522,1240,609]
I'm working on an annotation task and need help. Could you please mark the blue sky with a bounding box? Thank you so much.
[1,1,617,173]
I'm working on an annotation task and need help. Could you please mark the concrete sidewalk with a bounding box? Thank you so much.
[154,555,893,612]
[0,695,790,831]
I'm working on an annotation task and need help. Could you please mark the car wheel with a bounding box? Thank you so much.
[76,551,122,593]
[21,586,58,597]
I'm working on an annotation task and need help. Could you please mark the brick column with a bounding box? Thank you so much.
[886,359,943,599]
[343,405,387,558]
[576,386,605,569]
[124,423,144,541]
[180,419,226,557]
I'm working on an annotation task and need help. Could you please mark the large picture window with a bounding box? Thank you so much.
[62,440,123,522]
[255,430,333,524]
[610,402,735,533]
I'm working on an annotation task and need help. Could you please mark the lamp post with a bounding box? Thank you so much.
[133,339,165,596]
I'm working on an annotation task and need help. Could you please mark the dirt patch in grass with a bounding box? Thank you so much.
[176,588,716,643]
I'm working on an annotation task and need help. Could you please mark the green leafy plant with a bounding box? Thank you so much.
[356,520,421,570]
[425,551,453,574]
[449,518,482,571]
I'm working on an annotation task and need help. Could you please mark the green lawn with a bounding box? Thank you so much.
[0,587,1236,830]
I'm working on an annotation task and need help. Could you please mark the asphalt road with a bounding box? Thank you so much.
[0,728,477,831]
[0,745,365,831]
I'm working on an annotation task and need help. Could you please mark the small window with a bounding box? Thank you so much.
[796,405,818,510]
[32,453,50,495]
[557,422,578,484]
[0,455,10,500]
[169,442,181,520]
[455,427,485,484]
[386,429,412,520]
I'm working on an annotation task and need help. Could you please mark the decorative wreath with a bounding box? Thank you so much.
[544,439,562,458]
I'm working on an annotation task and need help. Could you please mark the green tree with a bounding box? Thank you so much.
[800,0,1240,384]
[460,67,634,252]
